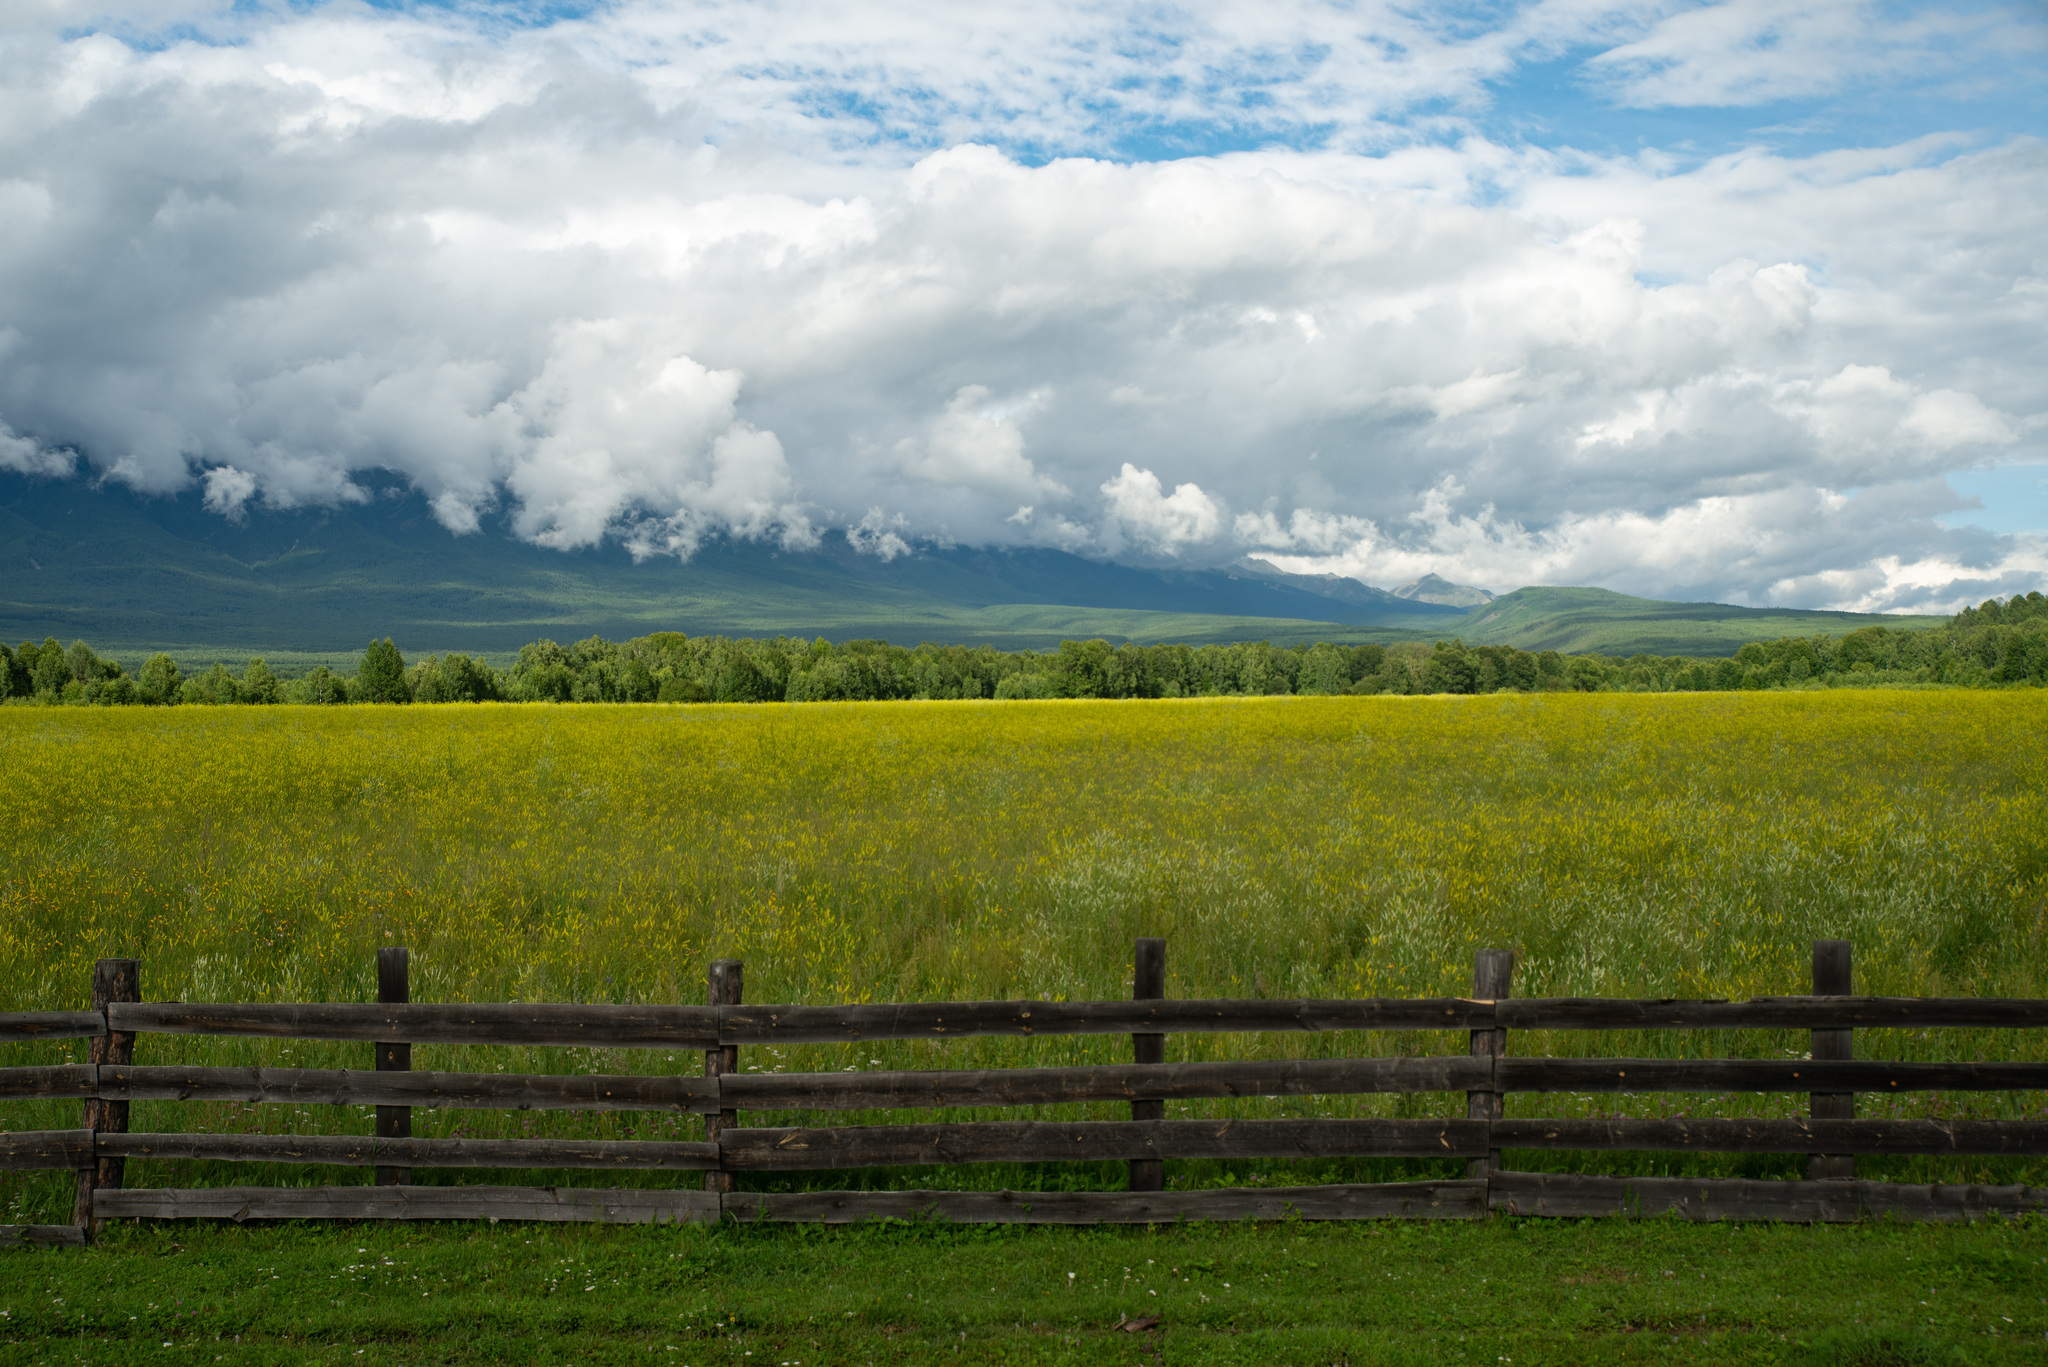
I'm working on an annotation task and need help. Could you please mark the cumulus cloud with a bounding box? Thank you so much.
[893,386,1067,503]
[0,420,72,478]
[621,425,818,561]
[504,325,753,551]
[199,465,257,522]
[1243,477,2047,615]
[846,507,911,561]
[0,0,2040,607]
[1100,464,1225,557]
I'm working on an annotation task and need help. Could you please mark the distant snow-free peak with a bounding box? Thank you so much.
[1392,574,1496,608]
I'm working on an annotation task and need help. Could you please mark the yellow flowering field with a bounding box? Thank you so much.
[2,691,2044,1213]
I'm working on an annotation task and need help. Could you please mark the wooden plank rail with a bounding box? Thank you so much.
[6,1058,1493,1109]
[1488,1173,2048,1223]
[91,1186,721,1224]
[55,994,2048,1047]
[0,1225,88,1247]
[0,1011,106,1041]
[11,1057,2042,1111]
[718,1118,1489,1169]
[84,1177,2048,1226]
[724,1182,1489,1224]
[1492,1118,2048,1154]
[1496,1059,2048,1093]
[98,1133,718,1169]
[95,1065,720,1111]
[1500,997,2048,1030]
[725,1056,1490,1109]
[0,1065,97,1099]
[710,998,1498,1041]
[105,1002,721,1048]
[0,1130,93,1170]
[12,1116,2041,1175]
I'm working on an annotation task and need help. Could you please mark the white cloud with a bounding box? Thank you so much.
[504,325,754,551]
[1583,0,2014,109]
[621,424,817,561]
[1100,463,1224,556]
[1249,476,2045,614]
[1901,389,2019,452]
[1234,506,1377,554]
[0,0,2039,607]
[0,420,72,478]
[846,507,911,561]
[199,465,257,522]
[893,386,1067,502]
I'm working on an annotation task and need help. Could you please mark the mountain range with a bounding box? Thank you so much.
[1,473,1946,663]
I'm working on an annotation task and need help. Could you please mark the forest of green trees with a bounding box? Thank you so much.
[5,592,2045,707]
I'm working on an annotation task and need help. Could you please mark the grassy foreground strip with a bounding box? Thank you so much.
[4,1221,2048,1367]
[4,1217,2046,1366]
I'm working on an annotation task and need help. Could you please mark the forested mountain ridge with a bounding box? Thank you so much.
[0,473,1456,651]
[2,472,1953,656]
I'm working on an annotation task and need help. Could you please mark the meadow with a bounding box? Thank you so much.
[3,688,2046,1228]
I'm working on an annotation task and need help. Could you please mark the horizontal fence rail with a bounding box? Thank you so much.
[52,1176,2048,1229]
[4,940,2047,1243]
[0,1132,716,1171]
[0,1065,720,1111]
[718,1118,1488,1168]
[12,997,2048,1046]
[100,1003,721,1049]
[9,1058,2048,1111]
[88,1186,723,1225]
[0,1012,107,1042]
[7,1117,2047,1176]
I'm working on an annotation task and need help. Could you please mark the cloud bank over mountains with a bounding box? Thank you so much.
[0,0,2042,612]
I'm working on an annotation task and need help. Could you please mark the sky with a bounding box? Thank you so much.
[0,0,2043,611]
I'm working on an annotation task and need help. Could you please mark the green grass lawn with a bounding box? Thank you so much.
[5,1215,2046,1366]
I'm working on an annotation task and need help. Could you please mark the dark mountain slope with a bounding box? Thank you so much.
[0,474,1463,652]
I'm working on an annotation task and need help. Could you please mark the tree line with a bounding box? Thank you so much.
[4,591,2044,707]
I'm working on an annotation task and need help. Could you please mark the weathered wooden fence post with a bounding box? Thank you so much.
[73,957,140,1234]
[1467,948,1513,1180]
[1129,937,1166,1194]
[705,960,742,1194]
[374,947,411,1187]
[1809,939,1854,1180]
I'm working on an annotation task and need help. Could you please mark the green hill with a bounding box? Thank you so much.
[1454,586,1947,655]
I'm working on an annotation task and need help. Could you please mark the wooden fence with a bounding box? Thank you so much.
[3,938,2046,1247]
